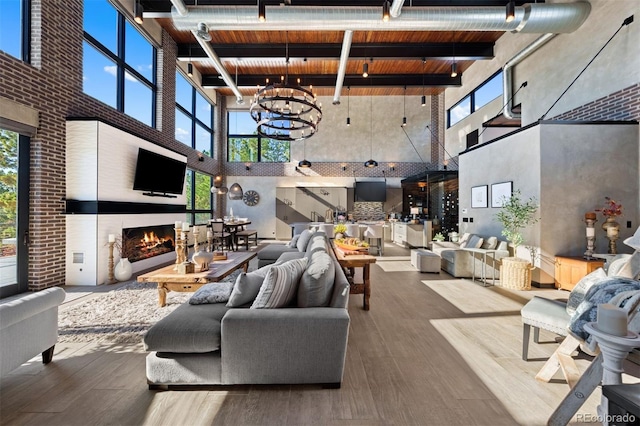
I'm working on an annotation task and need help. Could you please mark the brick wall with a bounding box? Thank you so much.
[0,1,190,290]
[553,83,640,122]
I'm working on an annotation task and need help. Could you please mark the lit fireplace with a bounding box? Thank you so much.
[123,225,175,263]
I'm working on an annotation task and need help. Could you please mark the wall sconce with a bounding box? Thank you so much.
[389,164,395,171]
[443,159,449,170]
[197,152,204,161]
[341,164,347,171]
[245,163,251,171]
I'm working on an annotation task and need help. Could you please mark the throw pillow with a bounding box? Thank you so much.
[296,229,314,252]
[251,258,308,309]
[481,236,498,250]
[189,281,234,305]
[287,234,300,248]
[608,252,640,279]
[459,232,471,245]
[466,235,484,249]
[298,250,335,307]
[565,267,607,316]
[226,265,274,308]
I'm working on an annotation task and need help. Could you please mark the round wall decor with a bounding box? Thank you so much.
[242,190,260,206]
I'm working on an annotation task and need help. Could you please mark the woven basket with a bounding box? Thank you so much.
[499,257,532,290]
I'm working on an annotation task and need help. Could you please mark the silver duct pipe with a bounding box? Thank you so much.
[333,30,353,105]
[192,29,244,104]
[171,3,590,33]
[390,0,404,18]
[503,33,557,120]
[170,0,188,17]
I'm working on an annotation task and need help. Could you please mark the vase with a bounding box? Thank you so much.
[192,250,214,271]
[601,217,620,254]
[114,258,133,282]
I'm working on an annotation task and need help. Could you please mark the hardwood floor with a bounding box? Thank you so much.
[1,243,633,425]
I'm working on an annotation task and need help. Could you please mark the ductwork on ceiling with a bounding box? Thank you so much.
[170,3,591,33]
[332,30,353,105]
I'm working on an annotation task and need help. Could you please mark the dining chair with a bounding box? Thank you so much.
[211,221,232,252]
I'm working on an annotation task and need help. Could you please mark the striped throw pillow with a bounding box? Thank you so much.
[251,258,308,309]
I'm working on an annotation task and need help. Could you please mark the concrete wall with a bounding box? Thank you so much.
[445,0,640,155]
[459,121,639,284]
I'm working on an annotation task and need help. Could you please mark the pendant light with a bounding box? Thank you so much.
[364,93,378,168]
[451,43,458,78]
[402,86,407,127]
[506,0,516,23]
[258,0,266,22]
[382,0,391,22]
[346,86,351,126]
[228,183,243,200]
[362,62,369,78]
[421,58,426,107]
[298,139,312,168]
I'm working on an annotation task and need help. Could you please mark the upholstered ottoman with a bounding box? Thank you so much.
[410,249,440,273]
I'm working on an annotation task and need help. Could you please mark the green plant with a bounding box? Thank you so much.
[334,223,347,235]
[494,190,539,257]
[433,232,445,242]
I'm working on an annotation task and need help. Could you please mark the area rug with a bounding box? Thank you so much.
[58,272,241,344]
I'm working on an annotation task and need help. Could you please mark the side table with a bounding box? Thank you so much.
[554,255,604,291]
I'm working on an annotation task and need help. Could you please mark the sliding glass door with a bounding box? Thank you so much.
[0,128,29,297]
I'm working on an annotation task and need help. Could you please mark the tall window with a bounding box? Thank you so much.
[447,70,503,128]
[175,71,214,157]
[83,0,157,127]
[184,170,212,225]
[0,0,29,62]
[227,111,290,162]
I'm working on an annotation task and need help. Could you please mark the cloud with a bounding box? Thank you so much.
[175,128,189,141]
[104,65,117,77]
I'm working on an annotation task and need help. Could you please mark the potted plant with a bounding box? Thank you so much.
[494,190,539,290]
[433,232,445,242]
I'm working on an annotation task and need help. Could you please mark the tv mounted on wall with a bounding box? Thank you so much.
[133,148,187,198]
[355,181,387,202]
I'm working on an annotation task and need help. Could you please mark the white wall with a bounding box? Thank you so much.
[66,121,187,285]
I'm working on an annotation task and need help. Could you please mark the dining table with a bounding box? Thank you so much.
[211,219,251,251]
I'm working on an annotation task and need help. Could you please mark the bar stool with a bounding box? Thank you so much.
[364,224,384,256]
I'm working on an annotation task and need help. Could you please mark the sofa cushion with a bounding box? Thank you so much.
[459,233,471,245]
[189,281,234,305]
[464,235,484,249]
[227,265,274,308]
[566,267,607,316]
[298,250,335,307]
[251,258,308,309]
[143,302,229,353]
[256,244,298,261]
[287,234,300,248]
[296,229,315,252]
[305,235,328,258]
[481,236,498,250]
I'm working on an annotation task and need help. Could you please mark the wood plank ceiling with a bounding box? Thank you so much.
[140,0,534,97]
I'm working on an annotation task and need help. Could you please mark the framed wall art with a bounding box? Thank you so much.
[471,185,488,208]
[491,181,513,208]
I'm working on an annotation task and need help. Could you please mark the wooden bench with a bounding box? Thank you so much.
[235,229,258,250]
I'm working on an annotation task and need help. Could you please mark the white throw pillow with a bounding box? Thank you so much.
[608,251,640,279]
[251,258,308,309]
[481,236,498,250]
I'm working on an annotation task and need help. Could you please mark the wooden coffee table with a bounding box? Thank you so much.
[137,251,257,306]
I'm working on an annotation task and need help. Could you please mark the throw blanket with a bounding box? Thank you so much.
[568,277,640,353]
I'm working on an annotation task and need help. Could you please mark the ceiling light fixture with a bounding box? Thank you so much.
[362,62,369,78]
[402,85,407,127]
[250,33,322,141]
[382,0,391,22]
[506,0,516,23]
[346,86,351,126]
[213,174,223,188]
[364,93,378,168]
[258,0,266,22]
[450,43,458,78]
[134,0,143,24]
[421,58,426,107]
[196,22,212,42]
[187,62,193,77]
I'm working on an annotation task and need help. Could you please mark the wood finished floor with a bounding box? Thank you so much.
[1,243,632,425]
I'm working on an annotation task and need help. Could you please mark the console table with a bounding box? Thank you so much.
[332,246,377,310]
[554,255,604,291]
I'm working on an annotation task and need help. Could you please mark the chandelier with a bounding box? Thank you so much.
[250,35,322,141]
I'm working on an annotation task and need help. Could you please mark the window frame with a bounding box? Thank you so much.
[82,2,157,127]
[175,70,214,158]
[447,70,503,128]
[226,110,290,163]
[184,168,213,226]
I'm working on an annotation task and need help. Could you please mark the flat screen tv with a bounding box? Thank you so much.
[133,148,187,196]
[355,181,386,202]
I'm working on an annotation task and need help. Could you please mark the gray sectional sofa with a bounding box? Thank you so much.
[143,231,351,388]
[430,233,510,278]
